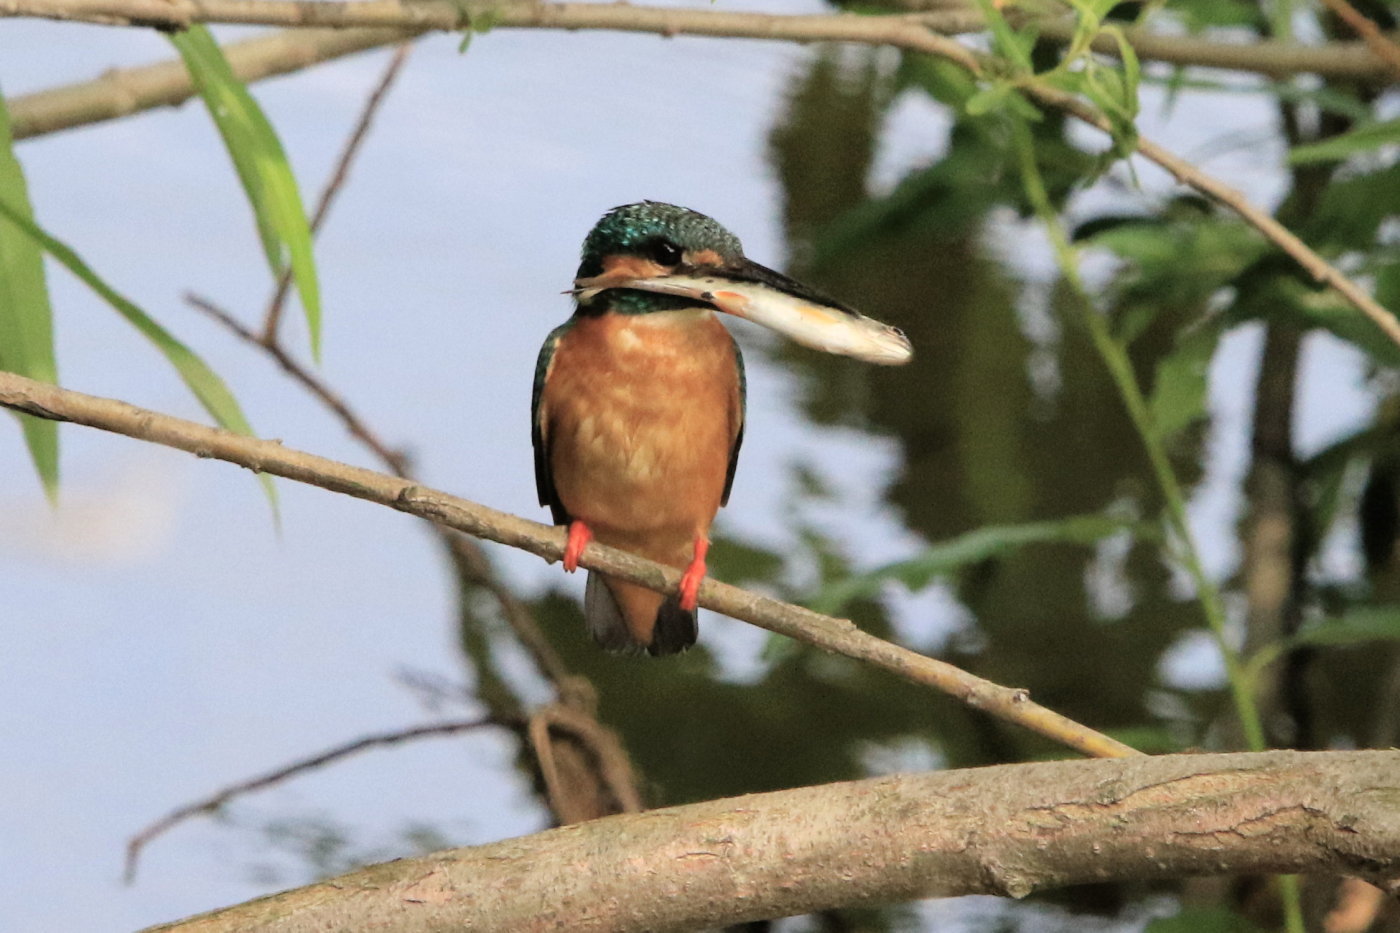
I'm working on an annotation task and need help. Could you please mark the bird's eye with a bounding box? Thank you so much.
[648,238,684,266]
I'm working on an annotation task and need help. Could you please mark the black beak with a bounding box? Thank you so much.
[690,257,866,321]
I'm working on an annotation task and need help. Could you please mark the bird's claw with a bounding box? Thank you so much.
[678,536,710,611]
[563,521,592,573]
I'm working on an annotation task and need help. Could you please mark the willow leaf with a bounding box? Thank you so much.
[811,514,1144,615]
[170,27,322,359]
[0,88,58,499]
[0,197,276,510]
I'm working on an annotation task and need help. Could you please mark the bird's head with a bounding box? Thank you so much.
[571,201,912,364]
[574,202,746,313]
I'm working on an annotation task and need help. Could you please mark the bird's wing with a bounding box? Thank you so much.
[532,323,572,525]
[721,333,745,508]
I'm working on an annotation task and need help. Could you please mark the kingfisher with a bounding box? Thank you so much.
[533,201,910,656]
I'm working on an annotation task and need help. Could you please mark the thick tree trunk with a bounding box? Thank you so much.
[144,750,1400,932]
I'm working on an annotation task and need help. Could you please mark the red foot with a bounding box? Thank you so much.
[563,521,592,573]
[678,536,710,611]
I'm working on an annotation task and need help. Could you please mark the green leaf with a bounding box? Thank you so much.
[1378,257,1400,313]
[1303,162,1400,253]
[1289,608,1400,649]
[1232,275,1400,367]
[970,0,1035,73]
[810,514,1143,614]
[0,196,277,511]
[0,88,59,500]
[170,27,322,360]
[1289,117,1400,165]
[1149,316,1223,443]
[1249,607,1400,681]
[965,82,1015,117]
[1302,424,1383,542]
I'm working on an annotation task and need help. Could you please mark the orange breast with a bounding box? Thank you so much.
[541,309,740,567]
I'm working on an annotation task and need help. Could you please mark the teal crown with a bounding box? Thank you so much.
[577,201,743,279]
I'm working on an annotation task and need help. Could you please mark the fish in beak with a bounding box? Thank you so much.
[574,258,913,366]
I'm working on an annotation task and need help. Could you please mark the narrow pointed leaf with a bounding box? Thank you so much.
[170,27,322,359]
[810,514,1144,614]
[1287,608,1400,649]
[0,197,276,510]
[1288,117,1400,165]
[0,88,58,499]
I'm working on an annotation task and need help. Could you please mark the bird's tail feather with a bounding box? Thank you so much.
[649,594,698,656]
[584,572,637,653]
[584,572,696,656]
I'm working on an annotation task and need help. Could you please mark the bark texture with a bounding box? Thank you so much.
[143,750,1400,932]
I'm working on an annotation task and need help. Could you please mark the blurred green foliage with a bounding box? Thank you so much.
[501,6,1400,929]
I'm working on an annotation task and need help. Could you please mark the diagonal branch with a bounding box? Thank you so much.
[188,293,408,471]
[0,368,1138,760]
[1318,0,1400,79]
[9,26,420,140]
[188,295,637,826]
[138,749,1400,932]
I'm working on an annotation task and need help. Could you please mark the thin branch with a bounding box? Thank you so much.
[8,0,1400,85]
[137,750,1400,932]
[9,27,419,140]
[6,1,1394,352]
[1014,10,1398,80]
[1024,80,1400,352]
[187,293,408,471]
[528,703,645,821]
[0,369,1138,760]
[124,717,503,883]
[262,41,413,343]
[1318,0,1400,80]
[190,291,635,823]
[189,292,577,689]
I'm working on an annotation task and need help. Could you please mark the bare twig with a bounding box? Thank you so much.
[124,717,502,882]
[10,27,420,140]
[7,0,1394,351]
[528,704,645,822]
[262,41,413,343]
[188,292,576,687]
[7,14,1397,144]
[191,290,632,823]
[1030,14,1398,81]
[188,293,408,470]
[7,0,1400,84]
[137,750,1400,933]
[0,369,1139,760]
[1318,0,1400,80]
